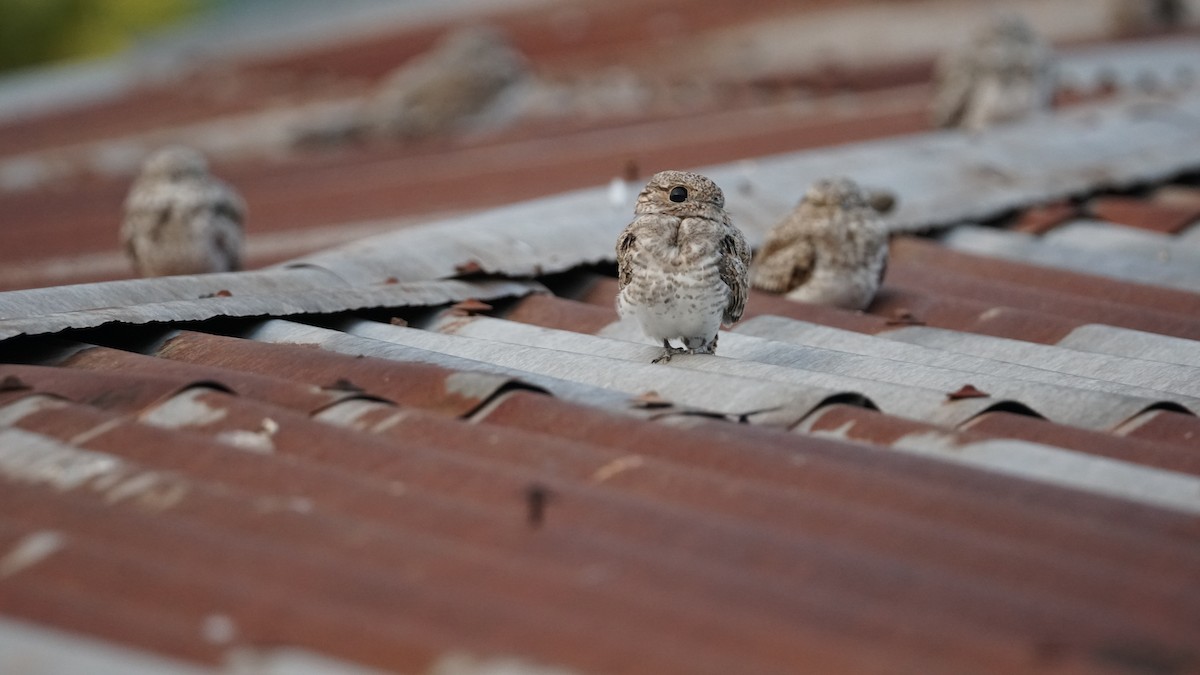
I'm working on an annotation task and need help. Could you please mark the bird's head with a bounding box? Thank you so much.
[635,170,726,217]
[140,146,209,183]
[801,177,872,210]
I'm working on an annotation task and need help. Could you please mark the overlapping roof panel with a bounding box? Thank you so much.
[3,1,1200,673]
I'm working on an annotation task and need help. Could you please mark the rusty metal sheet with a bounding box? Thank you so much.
[480,391,1200,559]
[942,224,1200,293]
[796,407,1200,515]
[964,411,1200,476]
[1115,409,1200,450]
[53,343,347,415]
[0,364,191,414]
[891,235,1200,316]
[4,414,865,674]
[885,260,1200,342]
[1086,196,1200,234]
[0,406,1114,675]
[1057,324,1200,368]
[0,278,541,340]
[152,329,535,419]
[883,324,1200,401]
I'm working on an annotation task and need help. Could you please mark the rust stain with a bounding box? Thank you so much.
[946,385,989,401]
[884,308,924,326]
[449,299,494,316]
[455,260,484,276]
[631,391,672,409]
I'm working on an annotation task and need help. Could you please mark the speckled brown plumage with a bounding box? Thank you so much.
[751,177,889,311]
[931,12,1055,131]
[121,146,245,278]
[616,170,750,363]
[372,25,528,139]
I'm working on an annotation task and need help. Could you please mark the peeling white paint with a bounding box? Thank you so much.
[0,530,65,579]
[429,652,581,675]
[0,395,67,427]
[140,389,228,429]
[0,430,122,491]
[201,614,236,645]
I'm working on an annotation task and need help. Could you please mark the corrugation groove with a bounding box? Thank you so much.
[1116,409,1200,448]
[1087,196,1200,234]
[154,330,520,418]
[317,400,1200,638]
[0,506,478,675]
[868,287,1085,344]
[963,411,1200,474]
[891,236,1200,316]
[0,364,194,414]
[0,410,1036,674]
[884,263,1200,342]
[56,343,346,415]
[479,392,1200,559]
[14,391,1200,667]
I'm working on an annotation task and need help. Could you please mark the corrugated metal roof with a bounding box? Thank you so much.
[4,2,1200,672]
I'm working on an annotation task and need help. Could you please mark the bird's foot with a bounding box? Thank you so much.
[652,341,686,364]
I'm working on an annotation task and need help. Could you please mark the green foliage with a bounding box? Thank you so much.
[0,0,204,71]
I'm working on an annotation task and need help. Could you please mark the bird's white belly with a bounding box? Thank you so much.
[619,275,725,344]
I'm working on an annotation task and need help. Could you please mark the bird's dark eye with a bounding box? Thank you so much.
[668,186,688,202]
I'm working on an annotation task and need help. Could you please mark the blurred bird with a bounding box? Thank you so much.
[751,177,891,311]
[616,170,751,363]
[372,25,528,139]
[930,12,1055,131]
[121,146,245,277]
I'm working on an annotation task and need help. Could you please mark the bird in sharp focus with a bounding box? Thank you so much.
[121,146,245,278]
[616,170,751,364]
[751,177,891,311]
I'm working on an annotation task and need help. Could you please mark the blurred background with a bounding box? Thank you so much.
[0,0,1196,290]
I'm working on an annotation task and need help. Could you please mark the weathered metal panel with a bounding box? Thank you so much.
[739,315,1200,409]
[0,616,214,675]
[796,408,1200,515]
[337,318,847,427]
[283,92,1200,285]
[1057,38,1200,95]
[1058,324,1200,368]
[0,279,541,340]
[884,324,1200,401]
[233,320,642,413]
[1045,219,1200,265]
[0,268,339,321]
[436,313,1025,428]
